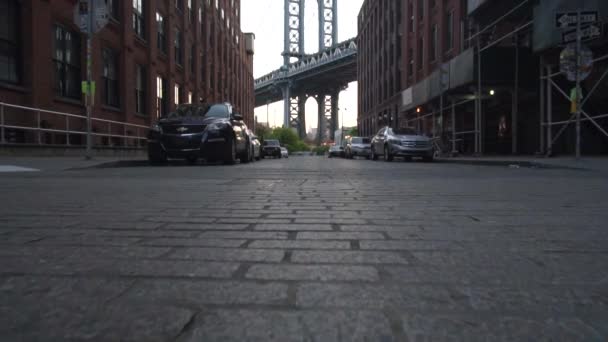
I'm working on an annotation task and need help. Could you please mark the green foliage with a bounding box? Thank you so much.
[263,127,310,153]
[312,145,329,155]
[347,127,359,137]
[255,125,272,140]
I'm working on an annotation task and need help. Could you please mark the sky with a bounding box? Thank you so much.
[241,0,364,131]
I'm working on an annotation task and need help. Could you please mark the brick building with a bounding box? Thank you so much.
[0,0,254,146]
[358,0,467,138]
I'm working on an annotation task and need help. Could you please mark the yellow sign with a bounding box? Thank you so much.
[81,81,96,95]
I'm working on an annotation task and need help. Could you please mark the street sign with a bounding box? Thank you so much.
[73,0,109,34]
[559,44,593,82]
[555,11,598,29]
[561,23,603,44]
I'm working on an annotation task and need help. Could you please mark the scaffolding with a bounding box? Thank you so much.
[401,0,608,157]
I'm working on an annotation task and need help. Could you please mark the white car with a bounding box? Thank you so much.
[280,147,289,158]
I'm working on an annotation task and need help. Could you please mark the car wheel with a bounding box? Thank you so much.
[240,144,251,164]
[384,145,393,162]
[371,148,378,161]
[223,137,237,165]
[186,156,198,165]
[148,152,167,165]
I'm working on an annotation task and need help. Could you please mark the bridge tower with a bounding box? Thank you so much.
[281,0,340,141]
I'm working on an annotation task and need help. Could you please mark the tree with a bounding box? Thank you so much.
[267,127,310,152]
[347,127,359,137]
[255,125,271,141]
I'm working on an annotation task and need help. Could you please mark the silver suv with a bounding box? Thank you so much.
[345,136,371,159]
[370,126,433,162]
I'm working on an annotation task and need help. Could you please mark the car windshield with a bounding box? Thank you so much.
[352,137,370,144]
[165,104,229,119]
[392,128,418,135]
[264,140,280,146]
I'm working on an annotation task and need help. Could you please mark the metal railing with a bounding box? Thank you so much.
[0,102,149,148]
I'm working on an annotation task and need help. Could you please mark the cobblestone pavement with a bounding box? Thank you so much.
[1,156,607,341]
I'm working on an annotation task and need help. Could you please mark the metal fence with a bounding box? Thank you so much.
[0,102,149,148]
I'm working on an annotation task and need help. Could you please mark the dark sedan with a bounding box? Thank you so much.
[261,139,282,158]
[147,103,251,164]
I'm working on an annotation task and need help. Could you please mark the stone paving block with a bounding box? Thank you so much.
[217,218,292,224]
[340,225,422,232]
[124,279,288,306]
[254,224,333,231]
[246,264,379,281]
[292,250,408,264]
[360,240,463,251]
[141,238,246,247]
[169,248,285,262]
[180,309,395,342]
[105,260,239,278]
[399,313,607,341]
[145,216,217,223]
[33,236,142,246]
[248,240,351,250]
[199,231,288,240]
[163,223,249,231]
[294,218,367,224]
[296,232,385,240]
[296,283,456,310]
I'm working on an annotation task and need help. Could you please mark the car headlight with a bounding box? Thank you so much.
[150,123,162,133]
[207,122,228,131]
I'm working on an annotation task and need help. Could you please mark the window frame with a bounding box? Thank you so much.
[52,24,81,100]
[0,0,21,84]
[174,28,183,66]
[135,64,146,115]
[156,12,166,55]
[132,0,145,39]
[102,48,120,108]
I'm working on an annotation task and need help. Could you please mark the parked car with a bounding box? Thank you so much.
[328,144,344,158]
[147,103,251,165]
[262,139,282,158]
[370,126,434,162]
[244,129,259,162]
[251,134,261,161]
[280,147,289,158]
[344,136,371,159]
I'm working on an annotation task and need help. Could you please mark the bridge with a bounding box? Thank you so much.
[254,0,358,141]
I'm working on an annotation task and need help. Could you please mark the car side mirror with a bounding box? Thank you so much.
[232,113,243,121]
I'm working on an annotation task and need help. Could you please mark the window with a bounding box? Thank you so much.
[0,0,20,84]
[430,24,438,61]
[156,13,166,54]
[106,0,120,20]
[418,0,423,19]
[174,28,183,66]
[175,0,183,12]
[199,0,203,22]
[188,0,194,21]
[190,45,195,74]
[174,83,181,105]
[215,0,218,9]
[408,48,413,77]
[102,48,120,107]
[446,10,454,51]
[156,76,167,118]
[133,0,145,39]
[188,91,192,104]
[53,25,81,99]
[135,64,146,115]
[417,37,423,70]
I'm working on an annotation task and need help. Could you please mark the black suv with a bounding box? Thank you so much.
[262,139,282,158]
[147,103,251,164]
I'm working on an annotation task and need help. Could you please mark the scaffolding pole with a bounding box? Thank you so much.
[512,34,519,154]
[539,57,545,154]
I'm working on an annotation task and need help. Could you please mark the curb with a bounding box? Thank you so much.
[435,158,588,171]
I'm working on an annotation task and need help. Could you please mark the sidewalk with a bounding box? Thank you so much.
[0,156,146,173]
[437,155,608,171]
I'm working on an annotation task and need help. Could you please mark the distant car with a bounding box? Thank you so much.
[344,136,371,159]
[147,103,251,165]
[262,139,282,158]
[280,147,289,158]
[328,145,344,158]
[370,126,434,162]
[251,134,261,161]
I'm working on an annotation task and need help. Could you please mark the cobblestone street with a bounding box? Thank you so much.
[1,157,608,341]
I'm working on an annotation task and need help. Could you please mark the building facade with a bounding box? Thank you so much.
[0,0,254,146]
[358,0,466,138]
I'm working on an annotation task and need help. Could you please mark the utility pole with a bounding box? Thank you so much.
[85,0,94,159]
[575,10,582,159]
